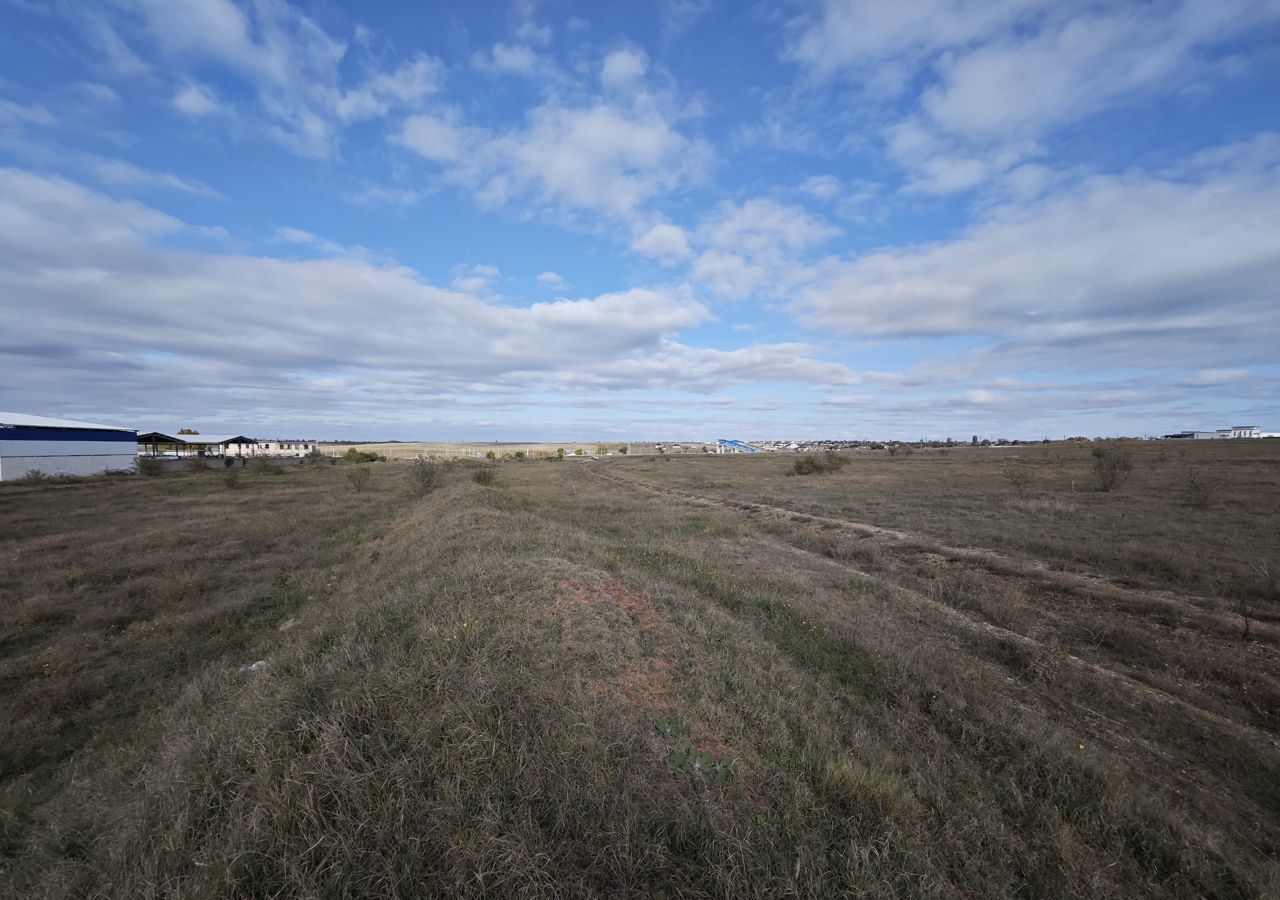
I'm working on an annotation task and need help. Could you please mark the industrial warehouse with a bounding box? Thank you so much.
[0,412,137,481]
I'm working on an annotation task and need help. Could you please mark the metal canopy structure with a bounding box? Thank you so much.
[137,432,258,456]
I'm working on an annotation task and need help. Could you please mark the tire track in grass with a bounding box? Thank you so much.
[590,465,1280,759]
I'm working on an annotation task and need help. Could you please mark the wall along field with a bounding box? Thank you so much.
[1,441,1277,897]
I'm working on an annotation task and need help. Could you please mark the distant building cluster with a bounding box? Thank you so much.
[0,411,327,481]
[1162,425,1278,440]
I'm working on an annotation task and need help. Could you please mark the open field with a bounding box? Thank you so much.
[1,442,1278,897]
[317,441,664,459]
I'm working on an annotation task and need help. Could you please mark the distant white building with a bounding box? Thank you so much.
[1222,425,1261,439]
[253,440,318,457]
[1,412,137,480]
[1164,425,1271,440]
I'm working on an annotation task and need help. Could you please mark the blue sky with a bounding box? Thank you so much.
[1,0,1278,441]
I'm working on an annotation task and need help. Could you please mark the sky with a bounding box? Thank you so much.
[1,0,1278,441]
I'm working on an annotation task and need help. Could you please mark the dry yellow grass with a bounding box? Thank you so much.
[1,442,1277,897]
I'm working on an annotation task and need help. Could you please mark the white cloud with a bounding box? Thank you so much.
[788,0,1280,192]
[398,114,468,162]
[0,98,55,127]
[172,83,221,116]
[601,47,649,92]
[799,175,841,200]
[399,93,711,223]
[795,138,1280,370]
[692,198,839,298]
[71,1,443,158]
[692,250,768,299]
[536,271,565,287]
[575,341,860,393]
[451,263,502,294]
[86,158,223,198]
[661,0,714,41]
[631,223,692,264]
[472,42,545,77]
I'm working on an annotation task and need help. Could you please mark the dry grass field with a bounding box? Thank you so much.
[317,441,656,460]
[1,441,1277,898]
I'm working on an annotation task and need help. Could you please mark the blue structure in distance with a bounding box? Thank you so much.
[716,439,761,454]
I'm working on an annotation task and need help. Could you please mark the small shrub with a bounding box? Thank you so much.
[252,457,283,475]
[18,469,48,484]
[223,457,235,468]
[305,447,325,464]
[184,456,208,474]
[886,444,899,456]
[473,467,497,486]
[1092,445,1134,492]
[556,447,566,459]
[901,445,915,457]
[221,468,241,489]
[345,466,372,491]
[409,457,444,497]
[1183,466,1223,509]
[135,457,164,477]
[513,450,526,460]
[484,450,497,460]
[793,455,824,475]
[1001,465,1034,498]
[344,448,382,463]
[574,448,585,456]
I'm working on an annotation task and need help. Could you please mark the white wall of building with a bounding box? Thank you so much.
[0,439,135,480]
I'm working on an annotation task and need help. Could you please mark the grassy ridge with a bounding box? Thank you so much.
[1,447,1278,897]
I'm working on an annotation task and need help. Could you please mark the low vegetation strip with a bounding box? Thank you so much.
[0,449,1277,897]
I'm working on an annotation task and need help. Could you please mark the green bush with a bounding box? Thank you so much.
[344,448,382,463]
[345,466,372,491]
[473,467,497,486]
[792,451,849,476]
[135,457,164,477]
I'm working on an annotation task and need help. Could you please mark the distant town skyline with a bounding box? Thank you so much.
[2,1,1278,440]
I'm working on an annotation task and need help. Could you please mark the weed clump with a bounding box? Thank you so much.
[183,456,208,474]
[1092,445,1134,492]
[1182,466,1223,508]
[792,450,849,476]
[472,467,497,486]
[409,457,444,497]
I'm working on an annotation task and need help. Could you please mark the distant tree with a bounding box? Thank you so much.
[596,444,608,456]
[178,428,199,435]
[556,447,566,459]
[1001,465,1034,498]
